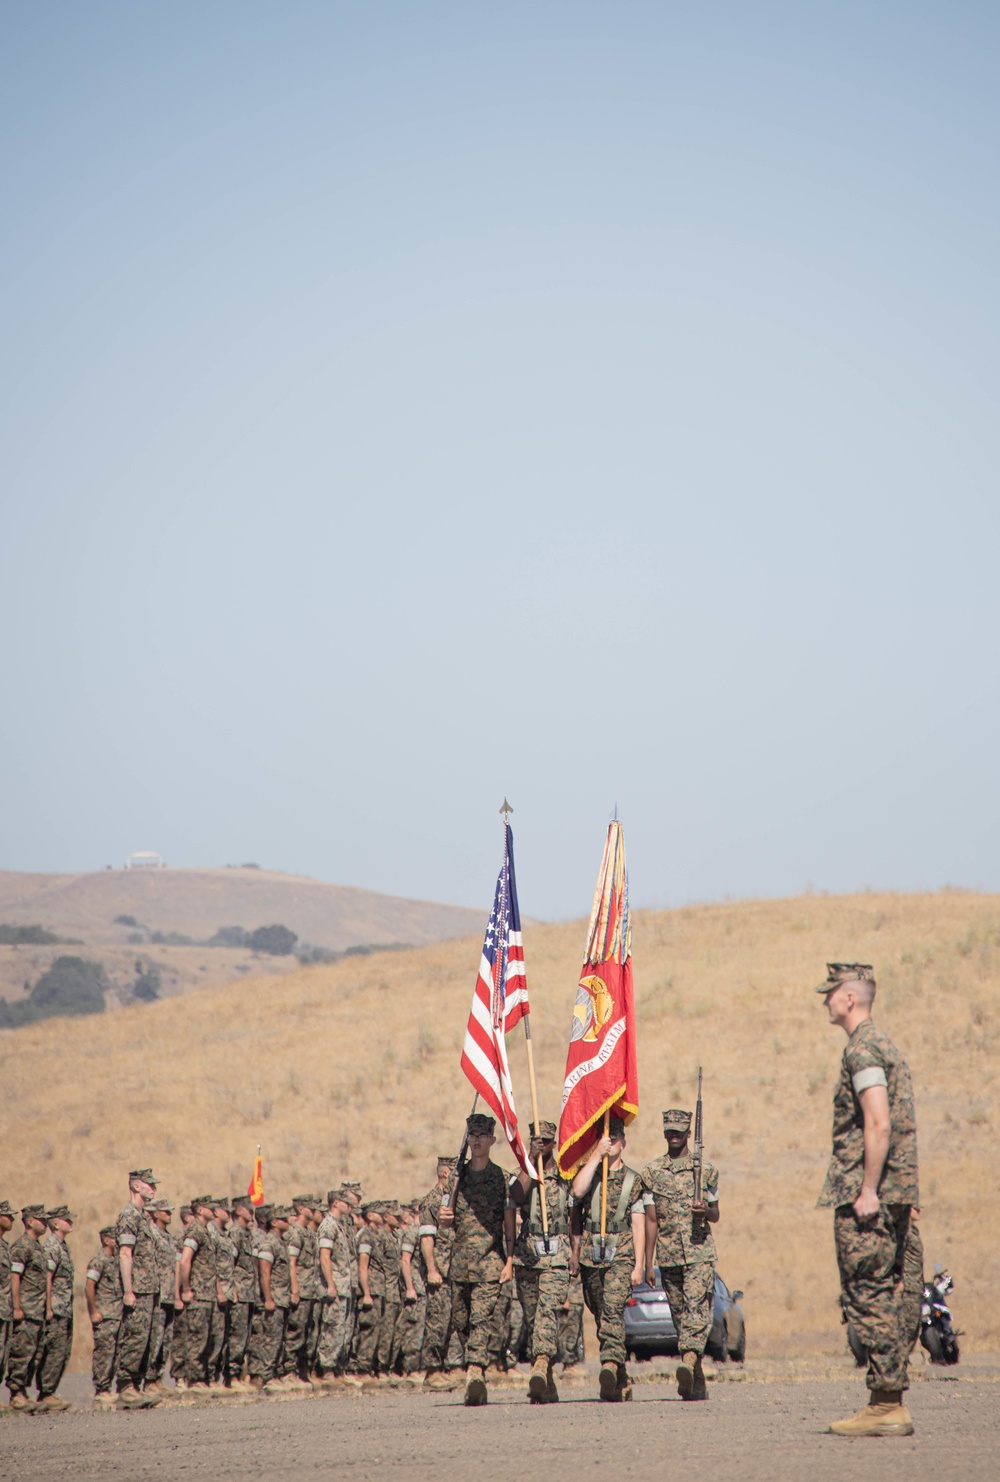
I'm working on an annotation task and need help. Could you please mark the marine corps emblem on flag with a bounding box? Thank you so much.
[558,821,638,1177]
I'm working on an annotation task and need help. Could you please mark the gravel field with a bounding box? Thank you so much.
[2,1359,997,1482]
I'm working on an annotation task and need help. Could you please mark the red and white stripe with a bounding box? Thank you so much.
[460,953,529,1172]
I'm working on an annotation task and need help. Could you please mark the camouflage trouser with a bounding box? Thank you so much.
[352,1295,384,1374]
[581,1260,633,1366]
[451,1279,502,1370]
[508,1281,527,1362]
[398,1292,427,1374]
[381,1297,401,1372]
[660,1261,715,1359]
[147,1302,175,1382]
[36,1313,73,1398]
[487,1278,513,1367]
[557,1273,584,1365]
[902,1219,924,1355]
[248,1305,287,1382]
[208,1302,229,1381]
[6,1317,45,1396]
[317,1294,351,1373]
[91,1316,121,1393]
[117,1292,157,1389]
[282,1298,313,1376]
[421,1280,459,1370]
[170,1304,188,1380]
[227,1301,253,1380]
[182,1299,218,1385]
[0,1317,11,1390]
[515,1266,571,1362]
[835,1202,910,1393]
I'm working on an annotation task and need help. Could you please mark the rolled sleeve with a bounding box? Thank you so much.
[852,1066,888,1095]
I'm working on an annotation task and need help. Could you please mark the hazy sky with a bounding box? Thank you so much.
[2,2,999,920]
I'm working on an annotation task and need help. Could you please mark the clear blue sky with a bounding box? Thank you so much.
[2,2,999,920]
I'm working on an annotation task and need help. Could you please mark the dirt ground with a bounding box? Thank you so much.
[3,1358,997,1482]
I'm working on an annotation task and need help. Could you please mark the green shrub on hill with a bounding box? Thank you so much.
[0,956,108,1028]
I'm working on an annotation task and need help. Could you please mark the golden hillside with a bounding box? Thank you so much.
[0,866,483,1002]
[2,889,996,1364]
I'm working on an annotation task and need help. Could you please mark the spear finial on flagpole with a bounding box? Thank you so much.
[500,798,513,819]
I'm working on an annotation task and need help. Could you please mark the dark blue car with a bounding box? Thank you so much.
[624,1268,746,1361]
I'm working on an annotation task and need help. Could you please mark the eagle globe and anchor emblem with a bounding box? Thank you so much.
[571,972,614,1042]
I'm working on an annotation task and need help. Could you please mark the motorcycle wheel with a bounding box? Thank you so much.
[846,1323,868,1367]
[943,1339,960,1366]
[921,1326,945,1363]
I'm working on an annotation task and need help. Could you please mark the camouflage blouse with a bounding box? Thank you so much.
[640,1152,719,1268]
[182,1219,218,1303]
[417,1185,454,1279]
[357,1225,387,1297]
[115,1202,160,1295]
[149,1225,179,1305]
[231,1222,257,1303]
[575,1162,646,1268]
[317,1214,352,1297]
[819,1019,919,1209]
[85,1248,124,1321]
[213,1225,237,1303]
[286,1222,321,1301]
[0,1236,12,1321]
[9,1232,55,1320]
[41,1231,74,1318]
[449,1161,508,1283]
[512,1171,573,1270]
[257,1230,291,1308]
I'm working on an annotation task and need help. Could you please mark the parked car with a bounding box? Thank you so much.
[624,1268,745,1361]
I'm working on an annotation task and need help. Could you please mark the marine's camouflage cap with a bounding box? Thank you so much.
[0,1199,16,1217]
[46,1205,73,1223]
[342,1181,362,1191]
[529,1120,558,1141]
[99,1226,116,1240]
[609,1116,626,1139]
[383,1200,401,1216]
[231,1192,252,1211]
[361,1201,381,1217]
[814,962,876,994]
[270,1206,293,1222]
[191,1194,215,1211]
[211,1197,231,1213]
[436,1155,457,1168]
[150,1198,175,1213]
[129,1169,158,1185]
[179,1205,193,1219]
[326,1188,350,1205]
[466,1113,496,1136]
[20,1204,46,1220]
[292,1194,317,1210]
[254,1204,273,1223]
[662,1109,692,1131]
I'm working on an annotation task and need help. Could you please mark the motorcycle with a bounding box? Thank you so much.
[920,1266,961,1365]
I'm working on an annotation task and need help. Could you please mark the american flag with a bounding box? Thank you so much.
[460,821,529,1170]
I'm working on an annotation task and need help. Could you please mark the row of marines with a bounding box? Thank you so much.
[0,1105,718,1410]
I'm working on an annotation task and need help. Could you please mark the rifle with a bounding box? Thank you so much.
[441,1095,478,1210]
[692,1067,703,1210]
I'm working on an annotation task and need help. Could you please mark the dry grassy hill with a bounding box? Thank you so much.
[0,866,483,1003]
[3,889,997,1368]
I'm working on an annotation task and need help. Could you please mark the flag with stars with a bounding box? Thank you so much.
[460,821,530,1170]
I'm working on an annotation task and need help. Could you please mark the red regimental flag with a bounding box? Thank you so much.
[557,822,638,1177]
[248,1153,264,1207]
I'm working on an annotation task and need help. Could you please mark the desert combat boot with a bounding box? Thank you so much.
[829,1390,914,1437]
[464,1364,488,1406]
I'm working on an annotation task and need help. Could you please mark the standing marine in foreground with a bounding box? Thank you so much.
[817,963,918,1437]
[436,1112,514,1407]
[641,1109,720,1401]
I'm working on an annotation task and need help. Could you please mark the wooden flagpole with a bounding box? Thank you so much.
[599,1108,610,1240]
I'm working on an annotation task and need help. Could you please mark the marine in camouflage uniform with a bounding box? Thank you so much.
[557,1270,584,1367]
[397,1206,427,1374]
[316,1190,354,1378]
[378,1203,403,1373]
[283,1196,320,1382]
[114,1169,162,1405]
[0,1199,15,1396]
[170,1206,195,1386]
[227,1193,257,1385]
[6,1205,55,1409]
[36,1207,75,1407]
[572,1118,646,1399]
[146,1200,180,1390]
[248,1206,292,1388]
[86,1227,124,1401]
[207,1199,235,1385]
[178,1196,221,1387]
[418,1157,464,1385]
[641,1109,720,1401]
[510,1121,573,1403]
[353,1204,387,1375]
[816,964,919,1437]
[438,1112,514,1407]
